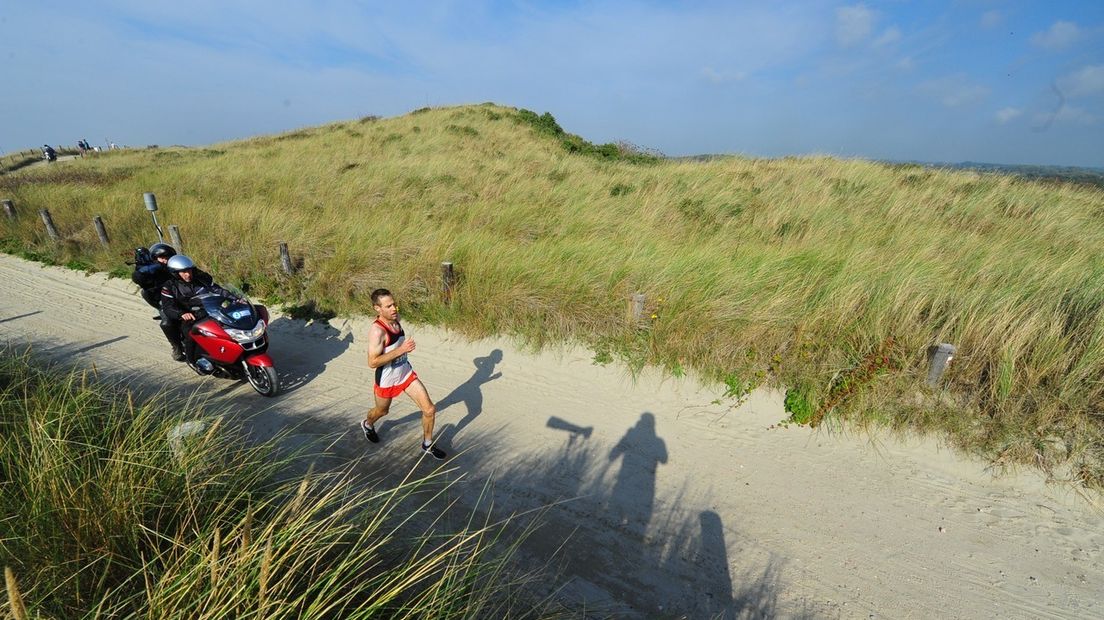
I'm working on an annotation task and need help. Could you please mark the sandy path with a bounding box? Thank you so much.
[1,253,1101,618]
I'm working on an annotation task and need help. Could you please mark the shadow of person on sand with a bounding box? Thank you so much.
[265,317,353,394]
[379,349,503,443]
[607,412,668,545]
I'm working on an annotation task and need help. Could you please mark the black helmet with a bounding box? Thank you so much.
[150,243,176,259]
[167,255,195,273]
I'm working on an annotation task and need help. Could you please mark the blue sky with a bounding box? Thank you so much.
[2,1,1102,167]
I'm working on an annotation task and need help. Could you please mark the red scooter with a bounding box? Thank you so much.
[185,288,279,396]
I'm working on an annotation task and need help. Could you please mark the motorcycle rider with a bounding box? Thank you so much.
[132,243,183,360]
[42,144,57,162]
[160,255,234,368]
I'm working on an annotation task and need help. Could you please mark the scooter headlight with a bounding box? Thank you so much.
[225,320,266,343]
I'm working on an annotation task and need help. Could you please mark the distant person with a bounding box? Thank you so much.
[42,144,56,162]
[109,142,117,150]
[360,288,446,460]
[160,255,234,367]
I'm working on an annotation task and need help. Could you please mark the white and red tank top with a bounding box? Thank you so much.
[373,319,417,398]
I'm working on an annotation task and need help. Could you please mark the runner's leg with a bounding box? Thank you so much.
[365,394,392,427]
[403,379,437,444]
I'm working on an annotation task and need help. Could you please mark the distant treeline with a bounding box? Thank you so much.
[934,161,1104,189]
[674,154,1104,189]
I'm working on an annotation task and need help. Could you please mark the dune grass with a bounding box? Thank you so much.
[1,103,1103,486]
[0,348,547,618]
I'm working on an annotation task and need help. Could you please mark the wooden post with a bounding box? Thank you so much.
[630,292,646,326]
[2,199,14,219]
[441,262,455,304]
[39,209,60,240]
[93,216,110,247]
[926,343,956,387]
[168,225,183,251]
[279,242,294,275]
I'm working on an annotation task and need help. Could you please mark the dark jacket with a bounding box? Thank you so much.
[132,262,170,291]
[160,269,232,321]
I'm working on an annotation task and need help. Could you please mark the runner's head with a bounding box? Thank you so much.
[371,288,398,321]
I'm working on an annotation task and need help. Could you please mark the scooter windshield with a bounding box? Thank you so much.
[193,286,256,330]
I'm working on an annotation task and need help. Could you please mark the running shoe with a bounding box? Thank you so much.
[361,420,380,443]
[420,442,447,460]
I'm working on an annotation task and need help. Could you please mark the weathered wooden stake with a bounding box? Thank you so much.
[441,262,455,304]
[39,209,60,240]
[93,216,110,247]
[630,292,646,326]
[926,343,956,387]
[279,242,294,275]
[2,199,14,219]
[168,225,183,251]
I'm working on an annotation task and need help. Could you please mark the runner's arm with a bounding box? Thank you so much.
[366,325,413,368]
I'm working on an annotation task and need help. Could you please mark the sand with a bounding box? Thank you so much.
[1,252,1101,618]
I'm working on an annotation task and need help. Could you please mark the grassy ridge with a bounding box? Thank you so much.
[1,103,1103,485]
[0,349,543,618]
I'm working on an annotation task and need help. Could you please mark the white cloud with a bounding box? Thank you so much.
[1058,65,1104,98]
[835,4,875,47]
[995,107,1021,124]
[918,74,990,107]
[873,26,901,47]
[1031,21,1082,50]
[980,10,1003,30]
[896,56,915,71]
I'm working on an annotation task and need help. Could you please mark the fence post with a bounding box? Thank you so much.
[441,262,455,304]
[926,343,956,387]
[279,242,294,275]
[2,199,14,219]
[168,225,183,251]
[39,209,60,240]
[629,292,646,327]
[93,216,110,247]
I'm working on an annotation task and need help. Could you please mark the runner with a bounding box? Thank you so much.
[361,288,446,460]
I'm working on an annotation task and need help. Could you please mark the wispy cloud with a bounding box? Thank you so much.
[835,4,875,48]
[1030,21,1082,50]
[980,10,1003,30]
[1058,65,1104,98]
[1035,105,1097,126]
[918,75,989,107]
[699,67,747,84]
[873,26,901,48]
[995,107,1021,124]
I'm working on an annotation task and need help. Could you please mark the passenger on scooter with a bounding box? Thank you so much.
[161,255,234,366]
[132,243,183,360]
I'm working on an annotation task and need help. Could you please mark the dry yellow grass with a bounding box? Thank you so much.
[2,103,1103,485]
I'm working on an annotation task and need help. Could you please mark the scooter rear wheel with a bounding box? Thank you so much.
[244,362,279,397]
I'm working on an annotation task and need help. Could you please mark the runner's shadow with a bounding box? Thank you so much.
[381,349,503,440]
[436,348,503,432]
[266,317,353,393]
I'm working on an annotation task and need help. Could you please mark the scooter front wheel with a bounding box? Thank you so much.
[244,361,279,397]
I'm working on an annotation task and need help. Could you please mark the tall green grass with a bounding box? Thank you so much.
[1,103,1103,486]
[0,348,546,618]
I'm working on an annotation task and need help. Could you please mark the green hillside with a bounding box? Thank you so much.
[2,103,1103,485]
